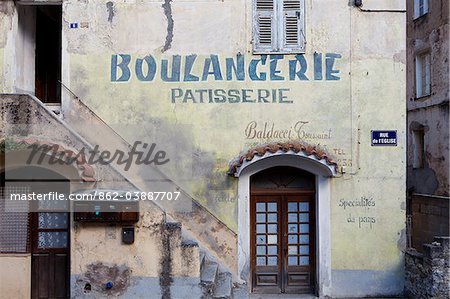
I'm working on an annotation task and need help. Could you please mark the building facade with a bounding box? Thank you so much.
[406,0,449,250]
[0,0,407,298]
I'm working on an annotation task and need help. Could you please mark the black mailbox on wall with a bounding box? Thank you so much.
[122,226,135,244]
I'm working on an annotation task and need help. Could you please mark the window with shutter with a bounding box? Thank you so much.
[253,0,305,54]
[254,0,276,52]
[282,0,305,52]
[415,52,431,98]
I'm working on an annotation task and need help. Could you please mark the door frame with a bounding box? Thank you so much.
[236,155,333,297]
[30,211,71,299]
[250,190,316,294]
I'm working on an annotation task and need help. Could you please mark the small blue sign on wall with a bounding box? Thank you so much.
[70,23,78,29]
[371,130,397,146]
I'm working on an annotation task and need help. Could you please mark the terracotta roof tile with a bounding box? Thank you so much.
[228,141,337,176]
[80,164,95,178]
[81,176,97,182]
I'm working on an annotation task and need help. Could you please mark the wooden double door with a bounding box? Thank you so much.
[251,192,315,294]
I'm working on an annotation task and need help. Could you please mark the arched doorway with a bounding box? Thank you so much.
[1,140,93,298]
[250,167,316,294]
[3,166,71,299]
[233,150,335,297]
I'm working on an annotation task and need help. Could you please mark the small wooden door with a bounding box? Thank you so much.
[35,5,62,104]
[250,166,316,294]
[31,211,70,299]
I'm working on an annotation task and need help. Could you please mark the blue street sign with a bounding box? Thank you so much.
[371,130,397,146]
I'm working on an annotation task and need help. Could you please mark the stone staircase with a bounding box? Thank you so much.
[60,92,238,278]
[164,218,236,298]
[0,94,238,298]
[200,252,233,299]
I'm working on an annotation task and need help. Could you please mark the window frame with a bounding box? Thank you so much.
[413,0,429,20]
[252,0,306,54]
[412,129,425,169]
[415,51,431,99]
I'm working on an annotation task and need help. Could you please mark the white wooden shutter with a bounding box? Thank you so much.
[415,52,431,97]
[253,0,276,53]
[415,55,422,96]
[281,0,305,52]
[424,53,431,95]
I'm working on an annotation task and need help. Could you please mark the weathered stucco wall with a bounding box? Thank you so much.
[0,0,407,296]
[0,255,31,299]
[0,94,202,298]
[0,1,15,93]
[61,0,406,295]
[71,207,201,298]
[406,0,450,197]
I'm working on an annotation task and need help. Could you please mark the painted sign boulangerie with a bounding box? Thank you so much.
[111,53,342,104]
[111,53,342,82]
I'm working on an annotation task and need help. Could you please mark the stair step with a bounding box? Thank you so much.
[181,239,198,247]
[200,251,206,268]
[212,272,232,299]
[165,221,182,231]
[231,283,247,299]
[200,261,219,286]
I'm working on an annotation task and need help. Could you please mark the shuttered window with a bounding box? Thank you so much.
[253,0,305,54]
[415,51,431,98]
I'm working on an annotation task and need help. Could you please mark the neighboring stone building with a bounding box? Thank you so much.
[406,0,449,251]
[404,1,449,297]
[405,236,450,298]
[1,0,407,298]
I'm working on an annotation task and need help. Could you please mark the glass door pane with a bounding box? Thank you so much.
[255,201,279,266]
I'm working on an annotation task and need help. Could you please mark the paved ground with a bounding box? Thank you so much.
[249,294,316,298]
[248,297,405,299]
[232,285,316,299]
[233,286,407,299]
[232,284,408,299]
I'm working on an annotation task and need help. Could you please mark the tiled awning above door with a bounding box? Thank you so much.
[228,141,338,178]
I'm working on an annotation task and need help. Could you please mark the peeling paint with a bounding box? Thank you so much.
[159,223,177,298]
[161,0,174,53]
[0,2,14,16]
[82,262,131,296]
[0,2,14,48]
[408,166,440,195]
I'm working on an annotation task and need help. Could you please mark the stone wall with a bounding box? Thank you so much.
[405,236,450,298]
[410,194,450,251]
